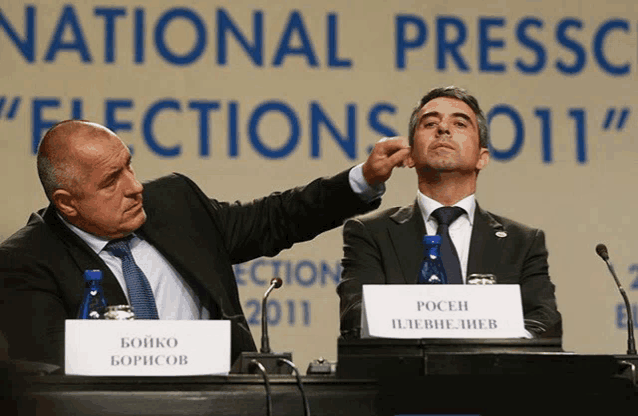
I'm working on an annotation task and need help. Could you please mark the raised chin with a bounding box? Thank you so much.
[427,155,458,171]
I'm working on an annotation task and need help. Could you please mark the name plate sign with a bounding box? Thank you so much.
[361,285,526,339]
[65,320,230,376]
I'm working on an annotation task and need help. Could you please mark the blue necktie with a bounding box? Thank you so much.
[431,207,465,284]
[105,236,159,319]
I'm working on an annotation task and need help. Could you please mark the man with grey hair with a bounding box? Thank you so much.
[337,86,562,339]
[0,119,409,366]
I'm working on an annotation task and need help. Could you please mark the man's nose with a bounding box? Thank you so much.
[124,169,143,195]
[437,120,450,135]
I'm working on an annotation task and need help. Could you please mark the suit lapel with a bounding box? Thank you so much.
[388,202,426,284]
[137,209,233,316]
[43,205,128,306]
[467,204,505,276]
[385,201,506,282]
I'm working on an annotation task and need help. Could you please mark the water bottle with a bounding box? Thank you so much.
[77,269,108,319]
[417,235,448,284]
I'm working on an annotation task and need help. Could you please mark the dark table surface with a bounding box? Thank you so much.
[4,341,638,416]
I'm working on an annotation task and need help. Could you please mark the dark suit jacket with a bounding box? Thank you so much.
[337,201,562,338]
[0,170,379,366]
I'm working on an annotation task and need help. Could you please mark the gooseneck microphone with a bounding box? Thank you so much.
[596,243,637,355]
[230,276,292,374]
[261,277,283,354]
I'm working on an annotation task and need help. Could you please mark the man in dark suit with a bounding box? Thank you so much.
[0,120,410,366]
[337,86,561,339]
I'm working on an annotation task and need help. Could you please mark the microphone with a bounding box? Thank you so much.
[230,277,293,374]
[596,243,637,355]
[261,277,283,354]
[595,243,609,261]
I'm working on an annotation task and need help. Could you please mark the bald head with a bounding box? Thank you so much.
[37,120,122,201]
[36,120,146,238]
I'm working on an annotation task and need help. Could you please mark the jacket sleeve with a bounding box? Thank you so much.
[178,169,381,264]
[518,229,562,337]
[0,247,67,365]
[336,218,388,338]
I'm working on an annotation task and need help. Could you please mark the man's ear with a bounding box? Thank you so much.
[52,189,77,218]
[476,148,490,171]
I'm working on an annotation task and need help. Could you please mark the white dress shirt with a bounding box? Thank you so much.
[62,218,210,320]
[416,192,476,283]
[416,192,532,337]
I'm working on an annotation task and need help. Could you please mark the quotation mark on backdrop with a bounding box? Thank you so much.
[0,97,21,122]
[602,108,630,131]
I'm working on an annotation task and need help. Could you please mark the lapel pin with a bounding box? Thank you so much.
[496,231,507,238]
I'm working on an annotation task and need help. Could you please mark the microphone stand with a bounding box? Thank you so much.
[605,259,637,355]
[596,244,636,355]
[596,244,638,387]
[230,277,292,374]
[260,278,280,354]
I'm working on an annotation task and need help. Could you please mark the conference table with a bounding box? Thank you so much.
[8,339,638,416]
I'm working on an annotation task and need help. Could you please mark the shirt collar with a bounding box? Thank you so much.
[416,191,476,226]
[56,213,138,254]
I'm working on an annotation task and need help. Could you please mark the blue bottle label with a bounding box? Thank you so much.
[418,237,448,284]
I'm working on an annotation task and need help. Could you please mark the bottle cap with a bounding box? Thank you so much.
[423,235,442,245]
[84,269,103,281]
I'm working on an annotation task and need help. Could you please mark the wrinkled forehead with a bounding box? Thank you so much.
[419,97,477,125]
[66,128,129,173]
[68,125,125,153]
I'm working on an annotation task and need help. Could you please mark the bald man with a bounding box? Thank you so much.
[0,120,409,366]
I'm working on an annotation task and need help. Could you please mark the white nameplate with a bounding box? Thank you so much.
[65,320,230,376]
[361,285,526,339]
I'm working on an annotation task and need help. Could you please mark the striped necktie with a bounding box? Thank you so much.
[105,236,159,319]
